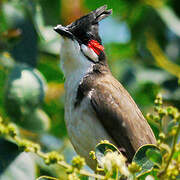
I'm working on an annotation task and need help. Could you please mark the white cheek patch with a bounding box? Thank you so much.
[81,44,99,62]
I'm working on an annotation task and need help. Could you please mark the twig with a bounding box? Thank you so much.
[159,121,180,177]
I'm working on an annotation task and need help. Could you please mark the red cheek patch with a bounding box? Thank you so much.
[88,40,104,55]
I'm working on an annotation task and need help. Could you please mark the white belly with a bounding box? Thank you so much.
[61,53,113,168]
[64,80,113,169]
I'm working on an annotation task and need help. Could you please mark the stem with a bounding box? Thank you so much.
[37,150,105,179]
[36,150,71,169]
[80,169,105,179]
[116,168,119,180]
[159,116,163,133]
[0,116,106,179]
[15,136,105,179]
[38,149,105,179]
[159,121,180,177]
[57,161,72,169]
[36,176,59,180]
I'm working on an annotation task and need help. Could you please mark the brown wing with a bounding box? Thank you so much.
[90,73,156,161]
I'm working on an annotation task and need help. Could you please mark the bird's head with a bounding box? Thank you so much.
[54,5,112,76]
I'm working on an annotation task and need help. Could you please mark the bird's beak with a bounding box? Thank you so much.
[54,25,74,39]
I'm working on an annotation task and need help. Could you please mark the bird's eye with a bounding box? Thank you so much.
[81,44,99,62]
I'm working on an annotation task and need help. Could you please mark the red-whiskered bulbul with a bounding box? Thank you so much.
[54,5,156,169]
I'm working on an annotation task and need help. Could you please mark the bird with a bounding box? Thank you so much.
[54,5,156,169]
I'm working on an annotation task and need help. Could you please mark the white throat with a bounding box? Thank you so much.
[60,38,94,86]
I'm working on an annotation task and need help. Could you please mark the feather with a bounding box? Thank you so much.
[76,67,156,162]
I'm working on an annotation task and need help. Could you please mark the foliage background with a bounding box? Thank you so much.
[0,0,180,179]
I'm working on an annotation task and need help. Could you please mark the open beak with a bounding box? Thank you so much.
[54,25,74,39]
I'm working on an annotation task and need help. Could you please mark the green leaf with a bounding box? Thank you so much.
[4,64,47,120]
[37,55,64,83]
[105,43,136,61]
[146,148,162,167]
[2,2,25,28]
[138,169,159,180]
[19,108,50,133]
[39,0,61,26]
[0,139,20,174]
[79,176,89,180]
[167,119,177,133]
[133,144,162,177]
[0,8,8,33]
[84,0,134,17]
[4,64,50,133]
[173,150,180,159]
[0,153,36,180]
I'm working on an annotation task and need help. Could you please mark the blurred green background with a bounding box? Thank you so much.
[0,0,180,179]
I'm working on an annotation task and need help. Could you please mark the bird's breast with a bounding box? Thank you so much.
[64,78,113,168]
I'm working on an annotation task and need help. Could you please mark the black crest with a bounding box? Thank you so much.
[54,5,112,45]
